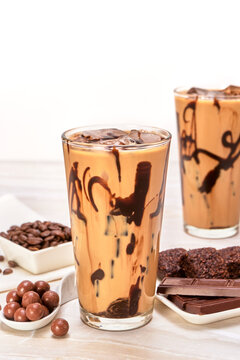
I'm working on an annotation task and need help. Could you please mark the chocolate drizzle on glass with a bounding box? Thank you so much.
[68,162,86,223]
[112,147,121,182]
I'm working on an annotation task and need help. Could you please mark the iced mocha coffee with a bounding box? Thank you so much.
[62,126,171,330]
[175,86,240,238]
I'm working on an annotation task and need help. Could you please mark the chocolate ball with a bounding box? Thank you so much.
[26,303,44,321]
[17,280,35,297]
[6,290,21,304]
[41,305,49,317]
[22,291,41,308]
[3,302,21,320]
[34,280,50,297]
[14,307,28,322]
[42,290,59,310]
[51,318,69,337]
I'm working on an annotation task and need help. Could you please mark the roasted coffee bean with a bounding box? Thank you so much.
[50,230,65,239]
[27,237,43,245]
[41,230,51,238]
[48,224,60,230]
[11,235,19,242]
[0,255,5,261]
[19,234,28,241]
[9,225,18,231]
[44,235,54,241]
[50,241,58,247]
[28,246,40,251]
[3,268,13,275]
[0,232,9,239]
[42,241,49,249]
[38,224,47,232]
[8,260,18,268]
[26,228,41,236]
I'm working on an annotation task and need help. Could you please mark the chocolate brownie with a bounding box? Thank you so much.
[181,247,228,279]
[158,248,187,280]
[218,246,240,278]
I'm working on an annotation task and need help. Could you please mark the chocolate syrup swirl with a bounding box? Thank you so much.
[150,144,170,218]
[126,233,136,255]
[129,276,141,316]
[178,99,240,194]
[111,161,152,226]
[88,176,113,212]
[68,162,86,223]
[83,167,90,201]
[91,268,105,285]
[112,148,121,182]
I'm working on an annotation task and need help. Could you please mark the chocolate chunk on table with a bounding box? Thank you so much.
[157,277,240,297]
[168,294,240,315]
[158,248,187,280]
[181,247,228,279]
[218,246,240,279]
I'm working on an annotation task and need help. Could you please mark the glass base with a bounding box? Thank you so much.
[184,224,239,239]
[80,307,153,331]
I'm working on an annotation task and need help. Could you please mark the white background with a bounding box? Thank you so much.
[0,0,240,162]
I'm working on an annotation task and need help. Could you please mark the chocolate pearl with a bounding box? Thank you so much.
[34,281,50,297]
[51,318,69,337]
[42,291,59,310]
[41,305,49,317]
[22,291,41,308]
[0,255,5,261]
[6,290,21,303]
[17,280,35,297]
[3,268,13,275]
[3,302,21,320]
[14,307,28,322]
[8,260,18,268]
[26,303,44,321]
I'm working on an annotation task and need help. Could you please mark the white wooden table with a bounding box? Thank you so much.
[0,160,240,360]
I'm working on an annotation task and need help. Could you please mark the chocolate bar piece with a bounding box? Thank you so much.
[158,248,187,280]
[181,247,228,279]
[157,277,240,297]
[218,246,240,279]
[168,294,240,315]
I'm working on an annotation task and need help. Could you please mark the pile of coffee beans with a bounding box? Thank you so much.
[3,280,59,322]
[0,221,71,251]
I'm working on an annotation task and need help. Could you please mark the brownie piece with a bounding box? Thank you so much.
[158,248,187,280]
[181,247,228,279]
[218,246,240,278]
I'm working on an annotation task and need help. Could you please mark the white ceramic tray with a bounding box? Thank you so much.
[156,294,240,325]
[0,194,74,274]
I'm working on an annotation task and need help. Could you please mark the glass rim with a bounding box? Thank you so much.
[174,86,240,100]
[61,124,171,151]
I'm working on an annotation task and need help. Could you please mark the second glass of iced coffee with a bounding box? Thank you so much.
[175,86,240,239]
[62,125,171,331]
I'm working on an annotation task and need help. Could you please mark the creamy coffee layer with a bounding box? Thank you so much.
[175,86,240,230]
[63,127,170,318]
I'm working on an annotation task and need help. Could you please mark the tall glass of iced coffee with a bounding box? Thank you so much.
[175,86,240,239]
[62,125,171,330]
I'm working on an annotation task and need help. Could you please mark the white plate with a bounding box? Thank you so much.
[156,294,240,325]
[0,194,74,274]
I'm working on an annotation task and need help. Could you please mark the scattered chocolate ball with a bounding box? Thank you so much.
[26,303,44,321]
[35,280,50,297]
[22,291,41,308]
[6,290,21,304]
[41,305,50,317]
[0,255,4,261]
[3,302,21,320]
[51,318,69,337]
[3,268,13,275]
[17,280,35,297]
[42,290,59,310]
[8,260,18,268]
[14,307,28,322]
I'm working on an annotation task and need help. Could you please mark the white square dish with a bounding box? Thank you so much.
[0,194,74,274]
[156,294,240,325]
